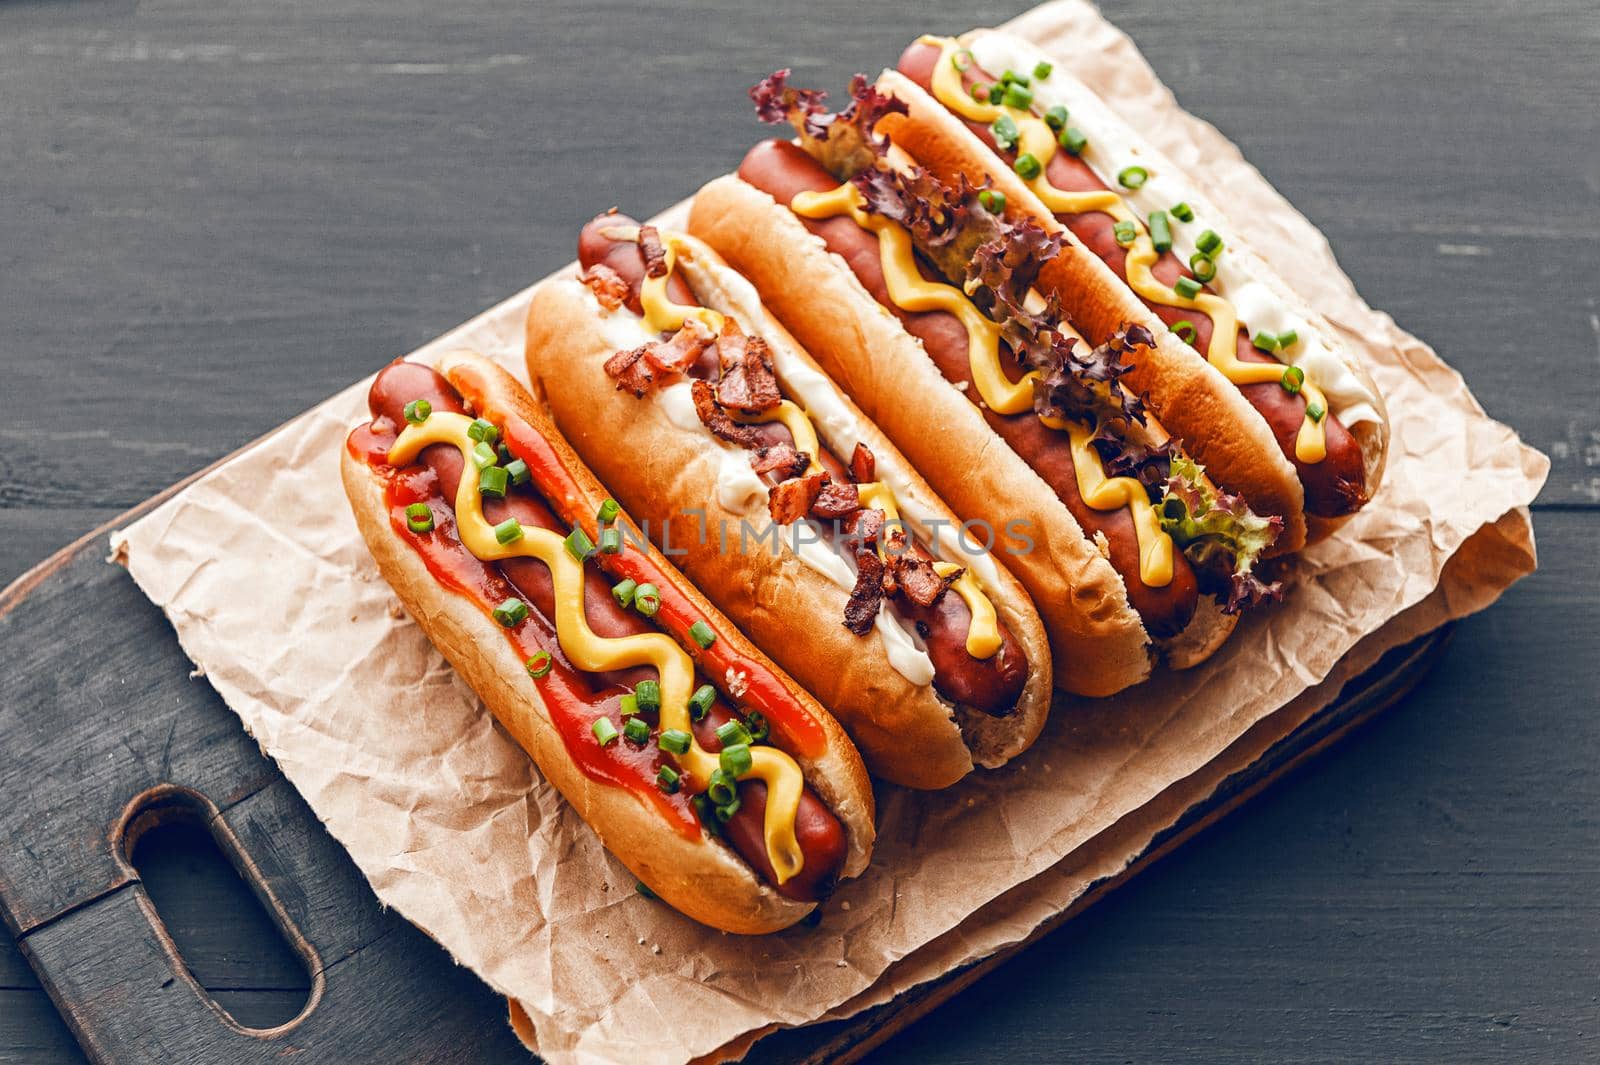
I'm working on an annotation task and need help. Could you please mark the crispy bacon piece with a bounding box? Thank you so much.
[638,225,668,278]
[579,263,629,311]
[849,442,875,484]
[644,318,715,375]
[751,443,808,480]
[603,346,658,397]
[842,549,885,636]
[894,556,960,608]
[690,380,765,448]
[811,480,860,519]
[845,506,885,550]
[714,327,782,413]
[768,470,827,525]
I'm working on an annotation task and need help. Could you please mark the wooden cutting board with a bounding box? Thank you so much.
[0,478,1449,1063]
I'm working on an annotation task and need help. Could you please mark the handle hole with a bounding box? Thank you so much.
[121,789,313,1032]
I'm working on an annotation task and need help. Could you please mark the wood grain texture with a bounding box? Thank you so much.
[0,0,1591,1061]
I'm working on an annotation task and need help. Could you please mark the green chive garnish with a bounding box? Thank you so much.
[405,502,434,534]
[470,441,497,470]
[467,418,498,444]
[526,651,552,679]
[633,583,660,617]
[715,719,752,748]
[1280,365,1306,395]
[1001,68,1030,86]
[478,465,509,498]
[1033,60,1053,79]
[1148,210,1172,253]
[1117,165,1148,190]
[403,399,431,425]
[493,517,523,544]
[1188,253,1217,283]
[988,84,1004,104]
[719,743,753,778]
[1276,328,1299,349]
[745,711,769,742]
[1174,277,1202,300]
[1195,229,1223,257]
[714,798,741,824]
[1060,126,1087,155]
[978,188,1006,214]
[1252,332,1281,353]
[598,527,622,555]
[563,526,594,561]
[990,113,1019,150]
[658,728,692,756]
[1043,104,1068,131]
[503,458,529,486]
[492,598,528,628]
[1002,82,1033,110]
[707,768,737,806]
[591,717,618,746]
[1171,319,1198,344]
[656,765,680,794]
[623,717,650,745]
[952,48,974,71]
[688,683,716,720]
[971,81,991,103]
[619,693,638,717]
[596,498,619,524]
[688,620,715,648]
[1306,400,1326,423]
[1170,202,1195,222]
[1112,219,1138,247]
[611,578,638,607]
[634,679,661,714]
[1014,153,1042,180]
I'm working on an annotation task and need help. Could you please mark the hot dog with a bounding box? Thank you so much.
[525,218,1054,787]
[342,351,875,932]
[688,73,1293,695]
[886,33,1388,536]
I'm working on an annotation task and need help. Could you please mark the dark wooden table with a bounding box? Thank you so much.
[3,0,1594,1061]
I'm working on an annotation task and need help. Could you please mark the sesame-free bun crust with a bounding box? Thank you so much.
[688,175,1238,696]
[525,249,1052,785]
[342,352,873,934]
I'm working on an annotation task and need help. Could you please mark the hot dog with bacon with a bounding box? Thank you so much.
[524,219,1052,788]
[690,73,1292,696]
[885,33,1388,538]
[342,351,874,933]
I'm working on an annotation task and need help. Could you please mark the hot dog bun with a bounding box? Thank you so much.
[875,33,1389,541]
[689,174,1241,696]
[342,351,873,934]
[525,238,1053,786]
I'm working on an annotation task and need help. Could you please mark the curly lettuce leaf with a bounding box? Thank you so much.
[1160,455,1284,613]
[750,71,906,181]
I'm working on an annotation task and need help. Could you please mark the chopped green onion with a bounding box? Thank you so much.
[402,399,431,425]
[715,720,752,748]
[1170,202,1195,222]
[688,620,716,648]
[596,498,620,524]
[1112,219,1138,247]
[634,678,661,714]
[1252,331,1281,353]
[970,81,990,103]
[623,717,650,745]
[526,651,552,679]
[1280,365,1306,395]
[1033,60,1054,79]
[633,583,660,617]
[611,578,637,608]
[591,717,618,746]
[405,503,434,534]
[1002,82,1033,110]
[656,764,680,794]
[1060,126,1087,155]
[598,527,622,555]
[1171,319,1198,344]
[989,114,1019,150]
[1001,68,1030,86]
[619,693,639,717]
[688,683,716,720]
[1043,104,1068,131]
[1276,328,1299,349]
[636,880,657,898]
[978,188,1006,214]
[719,743,753,778]
[1195,229,1223,257]
[1174,276,1202,300]
[504,458,530,486]
[1306,400,1326,423]
[467,418,498,444]
[493,517,523,544]
[497,443,513,465]
[952,48,974,71]
[478,464,509,498]
[563,525,594,562]
[1117,165,1148,190]
[987,84,1004,105]
[714,798,741,824]
[707,768,737,807]
[1188,253,1217,283]
[1148,210,1172,253]
[744,711,769,743]
[658,728,692,755]
[492,598,528,628]
[470,441,497,469]
[1014,153,1042,180]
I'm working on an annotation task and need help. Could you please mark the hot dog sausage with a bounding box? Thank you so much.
[367,361,845,902]
[737,141,1201,638]
[895,41,1367,517]
[577,214,1034,705]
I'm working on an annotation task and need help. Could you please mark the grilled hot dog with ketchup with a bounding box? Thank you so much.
[687,71,1295,695]
[885,33,1387,535]
[526,218,1054,788]
[342,351,874,932]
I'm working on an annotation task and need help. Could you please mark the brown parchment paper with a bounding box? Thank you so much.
[110,2,1548,1062]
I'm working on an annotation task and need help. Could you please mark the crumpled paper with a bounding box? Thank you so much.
[110,2,1548,1062]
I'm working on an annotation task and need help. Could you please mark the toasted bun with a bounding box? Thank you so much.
[526,254,1051,784]
[342,351,872,934]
